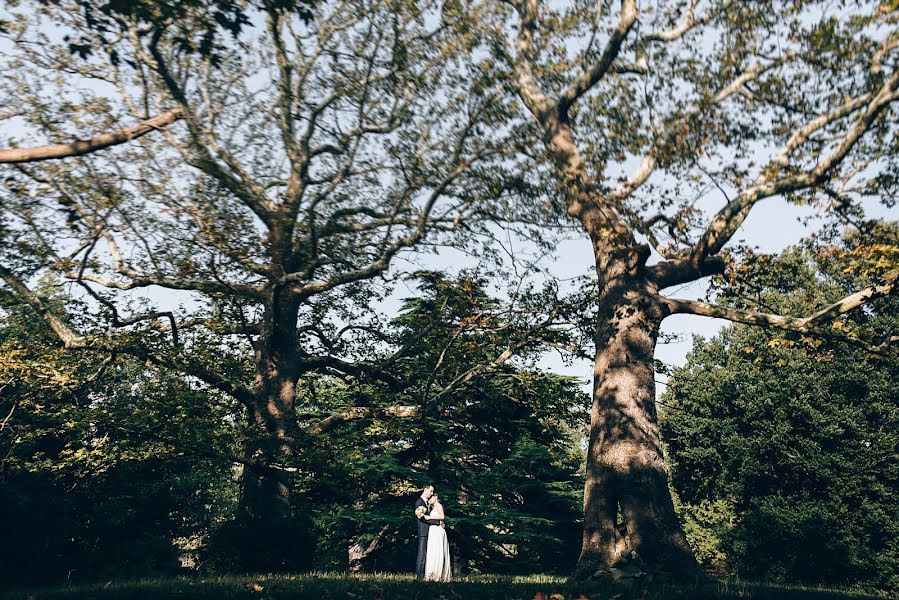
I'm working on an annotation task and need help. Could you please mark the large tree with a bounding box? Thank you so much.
[466,0,899,580]
[0,0,512,540]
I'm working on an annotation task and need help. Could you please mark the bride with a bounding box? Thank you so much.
[423,493,452,581]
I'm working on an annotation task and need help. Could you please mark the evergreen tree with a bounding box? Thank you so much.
[298,272,588,574]
[661,223,899,593]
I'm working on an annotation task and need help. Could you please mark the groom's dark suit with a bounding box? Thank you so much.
[415,496,440,578]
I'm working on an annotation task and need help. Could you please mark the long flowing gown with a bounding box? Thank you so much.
[423,524,452,581]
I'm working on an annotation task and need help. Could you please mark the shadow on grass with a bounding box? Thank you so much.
[1,572,892,600]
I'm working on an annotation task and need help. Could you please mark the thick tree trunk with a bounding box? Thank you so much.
[574,262,702,581]
[520,63,704,580]
[238,288,301,523]
[238,407,293,522]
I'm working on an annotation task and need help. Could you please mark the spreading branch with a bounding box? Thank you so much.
[145,32,276,228]
[299,354,405,390]
[689,69,899,263]
[0,108,183,164]
[665,269,899,355]
[559,0,638,112]
[607,57,794,205]
[0,263,87,349]
[0,262,256,407]
[511,0,554,119]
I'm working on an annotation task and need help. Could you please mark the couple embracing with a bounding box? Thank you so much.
[414,484,452,581]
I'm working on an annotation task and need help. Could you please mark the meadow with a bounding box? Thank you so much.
[3,573,894,600]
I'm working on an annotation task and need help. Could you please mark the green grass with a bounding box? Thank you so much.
[2,572,894,600]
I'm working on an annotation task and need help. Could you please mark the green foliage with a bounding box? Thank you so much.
[670,494,735,570]
[41,0,315,65]
[298,272,588,575]
[0,295,240,584]
[0,273,587,580]
[662,224,899,594]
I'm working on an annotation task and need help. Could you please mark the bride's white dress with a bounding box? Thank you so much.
[423,524,452,581]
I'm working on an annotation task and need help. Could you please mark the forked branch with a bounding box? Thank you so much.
[690,70,899,263]
[665,269,899,355]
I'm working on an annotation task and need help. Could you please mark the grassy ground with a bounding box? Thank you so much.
[2,572,894,600]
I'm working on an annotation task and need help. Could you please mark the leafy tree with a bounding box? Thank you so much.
[294,272,588,575]
[0,287,239,583]
[0,0,515,557]
[462,0,898,579]
[661,223,899,593]
[0,270,582,580]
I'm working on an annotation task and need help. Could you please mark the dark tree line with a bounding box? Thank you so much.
[662,224,899,594]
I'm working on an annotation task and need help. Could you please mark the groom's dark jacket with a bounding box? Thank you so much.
[415,497,440,537]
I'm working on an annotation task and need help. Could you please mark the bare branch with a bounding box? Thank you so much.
[175,317,262,336]
[638,0,731,44]
[0,263,86,348]
[690,70,899,262]
[1,261,257,407]
[144,31,276,228]
[559,0,638,112]
[424,303,565,406]
[73,235,181,346]
[607,57,794,205]
[287,160,473,298]
[650,255,727,290]
[511,0,554,119]
[664,269,899,354]
[0,108,183,164]
[67,269,265,299]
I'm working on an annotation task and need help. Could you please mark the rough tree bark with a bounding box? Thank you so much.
[239,288,302,521]
[0,109,183,164]
[561,176,701,579]
[577,256,698,578]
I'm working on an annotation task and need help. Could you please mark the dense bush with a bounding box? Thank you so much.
[662,228,899,594]
[203,515,316,573]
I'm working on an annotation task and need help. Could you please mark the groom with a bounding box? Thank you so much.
[414,484,440,578]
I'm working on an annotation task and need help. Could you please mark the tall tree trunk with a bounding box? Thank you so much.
[573,253,701,581]
[238,287,301,522]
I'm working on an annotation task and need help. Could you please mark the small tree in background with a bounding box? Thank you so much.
[296,272,588,574]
